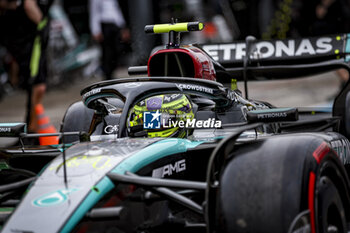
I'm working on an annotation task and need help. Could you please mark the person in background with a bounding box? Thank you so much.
[89,0,130,80]
[0,0,58,145]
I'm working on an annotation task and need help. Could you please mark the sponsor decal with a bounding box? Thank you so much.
[143,111,221,129]
[202,37,335,61]
[330,139,350,165]
[104,125,119,134]
[82,88,101,99]
[152,159,186,178]
[163,93,182,103]
[257,112,287,119]
[0,123,26,136]
[0,127,11,133]
[175,83,214,94]
[33,188,79,207]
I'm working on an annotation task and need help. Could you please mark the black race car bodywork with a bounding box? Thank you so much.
[1,22,350,233]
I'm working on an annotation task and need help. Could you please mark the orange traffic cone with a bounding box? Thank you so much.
[35,104,59,145]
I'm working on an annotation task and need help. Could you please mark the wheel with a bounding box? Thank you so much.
[317,176,347,233]
[206,134,350,233]
[60,101,94,143]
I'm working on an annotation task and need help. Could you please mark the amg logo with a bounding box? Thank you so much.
[203,37,333,61]
[257,112,287,119]
[0,127,11,133]
[152,159,186,178]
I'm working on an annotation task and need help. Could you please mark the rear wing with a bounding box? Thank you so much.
[200,34,350,139]
[200,34,350,69]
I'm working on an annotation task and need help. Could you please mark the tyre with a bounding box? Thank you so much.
[317,176,346,233]
[206,134,350,233]
[60,101,94,143]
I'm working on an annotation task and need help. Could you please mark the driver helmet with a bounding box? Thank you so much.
[128,93,194,138]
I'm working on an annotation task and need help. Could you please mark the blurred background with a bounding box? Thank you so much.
[0,0,349,130]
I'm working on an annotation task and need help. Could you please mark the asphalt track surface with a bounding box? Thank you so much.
[0,69,342,147]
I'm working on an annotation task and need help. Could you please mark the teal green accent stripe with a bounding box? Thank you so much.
[250,107,294,114]
[346,34,350,53]
[0,123,23,127]
[60,138,204,232]
[50,144,73,152]
[112,138,204,174]
[59,176,114,233]
[346,33,350,62]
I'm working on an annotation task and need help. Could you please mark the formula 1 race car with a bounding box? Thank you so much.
[1,21,350,233]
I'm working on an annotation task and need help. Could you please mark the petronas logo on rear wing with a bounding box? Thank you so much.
[200,34,347,66]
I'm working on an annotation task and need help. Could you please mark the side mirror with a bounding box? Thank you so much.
[0,123,27,137]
